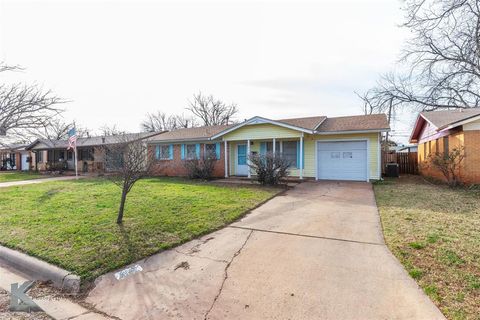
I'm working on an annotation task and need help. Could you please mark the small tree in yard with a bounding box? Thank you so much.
[248,152,290,185]
[427,146,465,187]
[103,134,152,224]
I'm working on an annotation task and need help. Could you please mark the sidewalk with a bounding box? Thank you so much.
[0,176,84,188]
[0,262,110,320]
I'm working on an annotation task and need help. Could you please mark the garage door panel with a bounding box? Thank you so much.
[317,141,367,181]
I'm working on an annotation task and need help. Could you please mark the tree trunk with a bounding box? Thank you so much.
[117,186,128,224]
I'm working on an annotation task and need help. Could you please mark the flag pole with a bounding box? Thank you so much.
[74,122,78,180]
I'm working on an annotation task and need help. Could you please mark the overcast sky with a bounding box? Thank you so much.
[0,0,414,142]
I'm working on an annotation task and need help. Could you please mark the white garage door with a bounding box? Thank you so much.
[317,141,368,181]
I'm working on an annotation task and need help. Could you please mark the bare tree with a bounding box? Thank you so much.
[0,62,65,137]
[103,134,153,224]
[173,113,198,128]
[360,0,480,118]
[141,111,177,132]
[187,92,238,126]
[99,124,126,136]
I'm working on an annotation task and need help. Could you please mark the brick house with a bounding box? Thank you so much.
[410,108,480,184]
[26,132,159,173]
[148,114,390,181]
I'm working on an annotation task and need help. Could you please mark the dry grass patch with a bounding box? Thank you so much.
[374,176,480,320]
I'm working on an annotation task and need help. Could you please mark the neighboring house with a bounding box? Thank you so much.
[26,132,159,173]
[397,145,418,153]
[148,114,389,182]
[0,144,32,171]
[410,108,480,184]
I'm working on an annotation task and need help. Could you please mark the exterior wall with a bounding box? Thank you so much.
[417,131,477,183]
[464,118,480,131]
[150,143,225,178]
[227,132,381,180]
[222,124,302,141]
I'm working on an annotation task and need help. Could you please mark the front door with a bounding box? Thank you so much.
[21,154,29,171]
[236,144,248,176]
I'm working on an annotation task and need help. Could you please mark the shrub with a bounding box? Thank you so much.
[248,152,290,185]
[427,146,465,187]
[183,156,216,180]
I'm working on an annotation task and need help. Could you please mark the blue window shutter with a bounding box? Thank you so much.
[155,145,160,160]
[296,141,300,168]
[169,145,173,160]
[195,144,200,159]
[181,144,185,160]
[215,142,220,159]
[260,142,266,155]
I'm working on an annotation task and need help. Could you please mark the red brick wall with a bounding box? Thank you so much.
[463,130,480,184]
[149,143,225,178]
[418,130,480,184]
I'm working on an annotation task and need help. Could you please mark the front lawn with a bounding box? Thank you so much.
[0,178,278,280]
[0,171,43,182]
[374,176,480,320]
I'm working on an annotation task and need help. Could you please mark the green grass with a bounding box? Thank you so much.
[0,177,279,281]
[0,171,43,182]
[374,176,480,320]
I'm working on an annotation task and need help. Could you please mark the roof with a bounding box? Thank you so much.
[27,132,159,150]
[0,143,28,152]
[150,114,389,143]
[420,108,480,130]
[410,108,480,142]
[146,125,232,142]
[316,114,390,132]
[277,116,326,131]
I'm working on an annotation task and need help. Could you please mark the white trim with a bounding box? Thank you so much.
[313,117,327,130]
[299,134,303,179]
[377,132,381,179]
[315,138,370,182]
[272,138,276,155]
[224,140,228,178]
[211,116,314,139]
[247,139,251,178]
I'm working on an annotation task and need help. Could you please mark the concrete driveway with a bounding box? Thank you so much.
[87,181,445,320]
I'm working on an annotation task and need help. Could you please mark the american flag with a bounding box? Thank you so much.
[67,128,77,150]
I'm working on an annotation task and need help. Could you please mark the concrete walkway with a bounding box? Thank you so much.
[0,175,83,188]
[86,181,445,320]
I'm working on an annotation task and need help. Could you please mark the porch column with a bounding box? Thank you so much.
[272,138,276,157]
[299,135,303,179]
[224,140,228,178]
[247,139,251,178]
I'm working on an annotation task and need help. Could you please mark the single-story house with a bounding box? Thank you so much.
[148,114,390,182]
[410,108,480,184]
[26,132,159,173]
[0,144,31,171]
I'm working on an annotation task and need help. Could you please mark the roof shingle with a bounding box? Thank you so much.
[421,108,480,129]
[317,114,389,132]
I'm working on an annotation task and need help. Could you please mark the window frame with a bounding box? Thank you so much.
[186,144,197,160]
[205,143,218,160]
[282,140,298,168]
[157,145,171,160]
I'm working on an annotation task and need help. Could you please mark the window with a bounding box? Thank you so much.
[37,151,43,162]
[343,152,353,159]
[435,139,439,154]
[67,151,73,160]
[186,144,197,159]
[205,144,217,159]
[79,148,94,161]
[331,152,341,159]
[157,145,171,160]
[443,137,449,158]
[266,141,280,154]
[283,141,297,168]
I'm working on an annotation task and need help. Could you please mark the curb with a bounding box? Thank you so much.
[0,245,80,293]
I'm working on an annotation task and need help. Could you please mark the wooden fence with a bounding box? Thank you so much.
[381,151,418,175]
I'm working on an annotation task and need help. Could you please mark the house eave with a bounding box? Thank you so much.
[313,129,389,135]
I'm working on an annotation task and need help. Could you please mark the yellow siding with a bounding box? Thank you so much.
[223,124,302,141]
[226,129,381,180]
